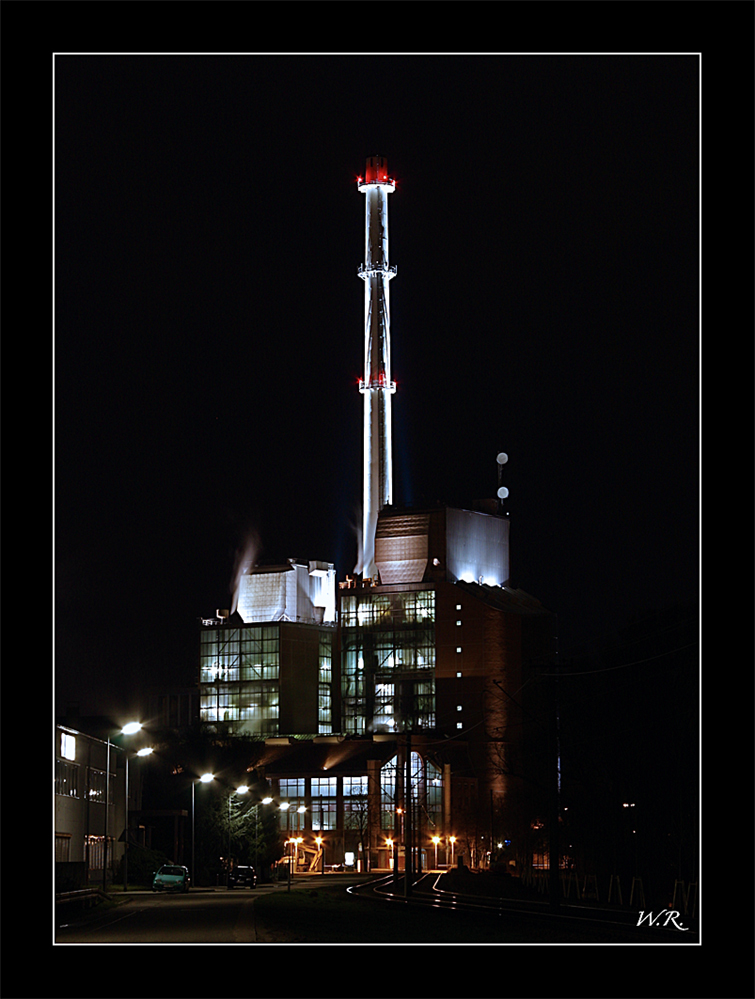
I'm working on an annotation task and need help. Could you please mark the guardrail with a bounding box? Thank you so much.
[56,888,111,907]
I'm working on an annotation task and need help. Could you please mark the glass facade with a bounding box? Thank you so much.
[341,589,436,734]
[193,587,452,862]
[318,631,333,734]
[343,775,369,830]
[311,776,338,831]
[279,778,306,831]
[200,623,335,737]
[380,753,442,833]
[200,625,280,735]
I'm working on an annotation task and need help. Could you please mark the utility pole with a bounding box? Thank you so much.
[404,728,412,897]
[547,668,561,911]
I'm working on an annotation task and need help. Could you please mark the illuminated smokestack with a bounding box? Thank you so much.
[357,156,396,578]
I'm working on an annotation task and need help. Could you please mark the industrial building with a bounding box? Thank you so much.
[194,158,557,873]
[198,503,556,871]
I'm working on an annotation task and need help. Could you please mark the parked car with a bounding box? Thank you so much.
[152,864,190,893]
[228,865,257,889]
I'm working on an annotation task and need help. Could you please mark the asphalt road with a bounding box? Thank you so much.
[56,886,278,944]
[55,875,372,944]
[55,874,698,945]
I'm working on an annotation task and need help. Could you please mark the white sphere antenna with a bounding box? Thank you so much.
[496,452,509,512]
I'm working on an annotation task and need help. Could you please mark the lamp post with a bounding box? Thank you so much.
[432,836,440,871]
[315,836,324,874]
[396,807,405,873]
[279,797,307,889]
[386,838,395,873]
[283,835,303,891]
[226,784,249,885]
[279,802,291,888]
[449,836,456,868]
[256,796,272,877]
[123,744,153,890]
[103,736,111,893]
[191,773,215,887]
[102,721,146,893]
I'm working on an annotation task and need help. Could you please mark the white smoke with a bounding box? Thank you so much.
[230,528,261,615]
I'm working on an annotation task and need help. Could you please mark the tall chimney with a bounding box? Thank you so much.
[357,156,397,577]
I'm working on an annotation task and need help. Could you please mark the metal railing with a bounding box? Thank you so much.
[56,887,111,907]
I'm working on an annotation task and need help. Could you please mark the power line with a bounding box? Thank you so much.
[541,641,698,678]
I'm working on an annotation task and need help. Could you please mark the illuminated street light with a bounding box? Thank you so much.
[432,836,441,870]
[386,838,395,871]
[116,721,152,893]
[226,784,250,884]
[449,836,457,867]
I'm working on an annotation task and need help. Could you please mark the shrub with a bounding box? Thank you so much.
[117,845,171,886]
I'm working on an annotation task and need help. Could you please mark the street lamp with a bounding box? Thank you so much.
[123,743,153,891]
[386,838,395,872]
[432,835,441,870]
[191,773,215,886]
[280,802,306,888]
[103,721,147,893]
[315,836,324,874]
[284,836,304,891]
[449,836,457,868]
[226,784,249,884]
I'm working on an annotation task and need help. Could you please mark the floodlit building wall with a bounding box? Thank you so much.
[236,561,336,625]
[374,507,510,588]
[446,508,510,587]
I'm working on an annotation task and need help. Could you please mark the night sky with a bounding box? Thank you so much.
[54,54,700,719]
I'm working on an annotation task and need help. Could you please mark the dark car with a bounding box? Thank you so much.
[228,865,257,889]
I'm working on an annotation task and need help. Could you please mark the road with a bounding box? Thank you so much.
[55,873,698,945]
[55,879,332,944]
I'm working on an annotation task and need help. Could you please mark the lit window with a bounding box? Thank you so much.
[456,705,462,711]
[456,671,462,678]
[456,604,462,611]
[311,776,338,830]
[61,732,76,761]
[456,620,462,627]
[344,775,369,796]
[456,722,463,729]
[456,647,462,653]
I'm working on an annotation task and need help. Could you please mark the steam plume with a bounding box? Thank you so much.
[230,528,260,615]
